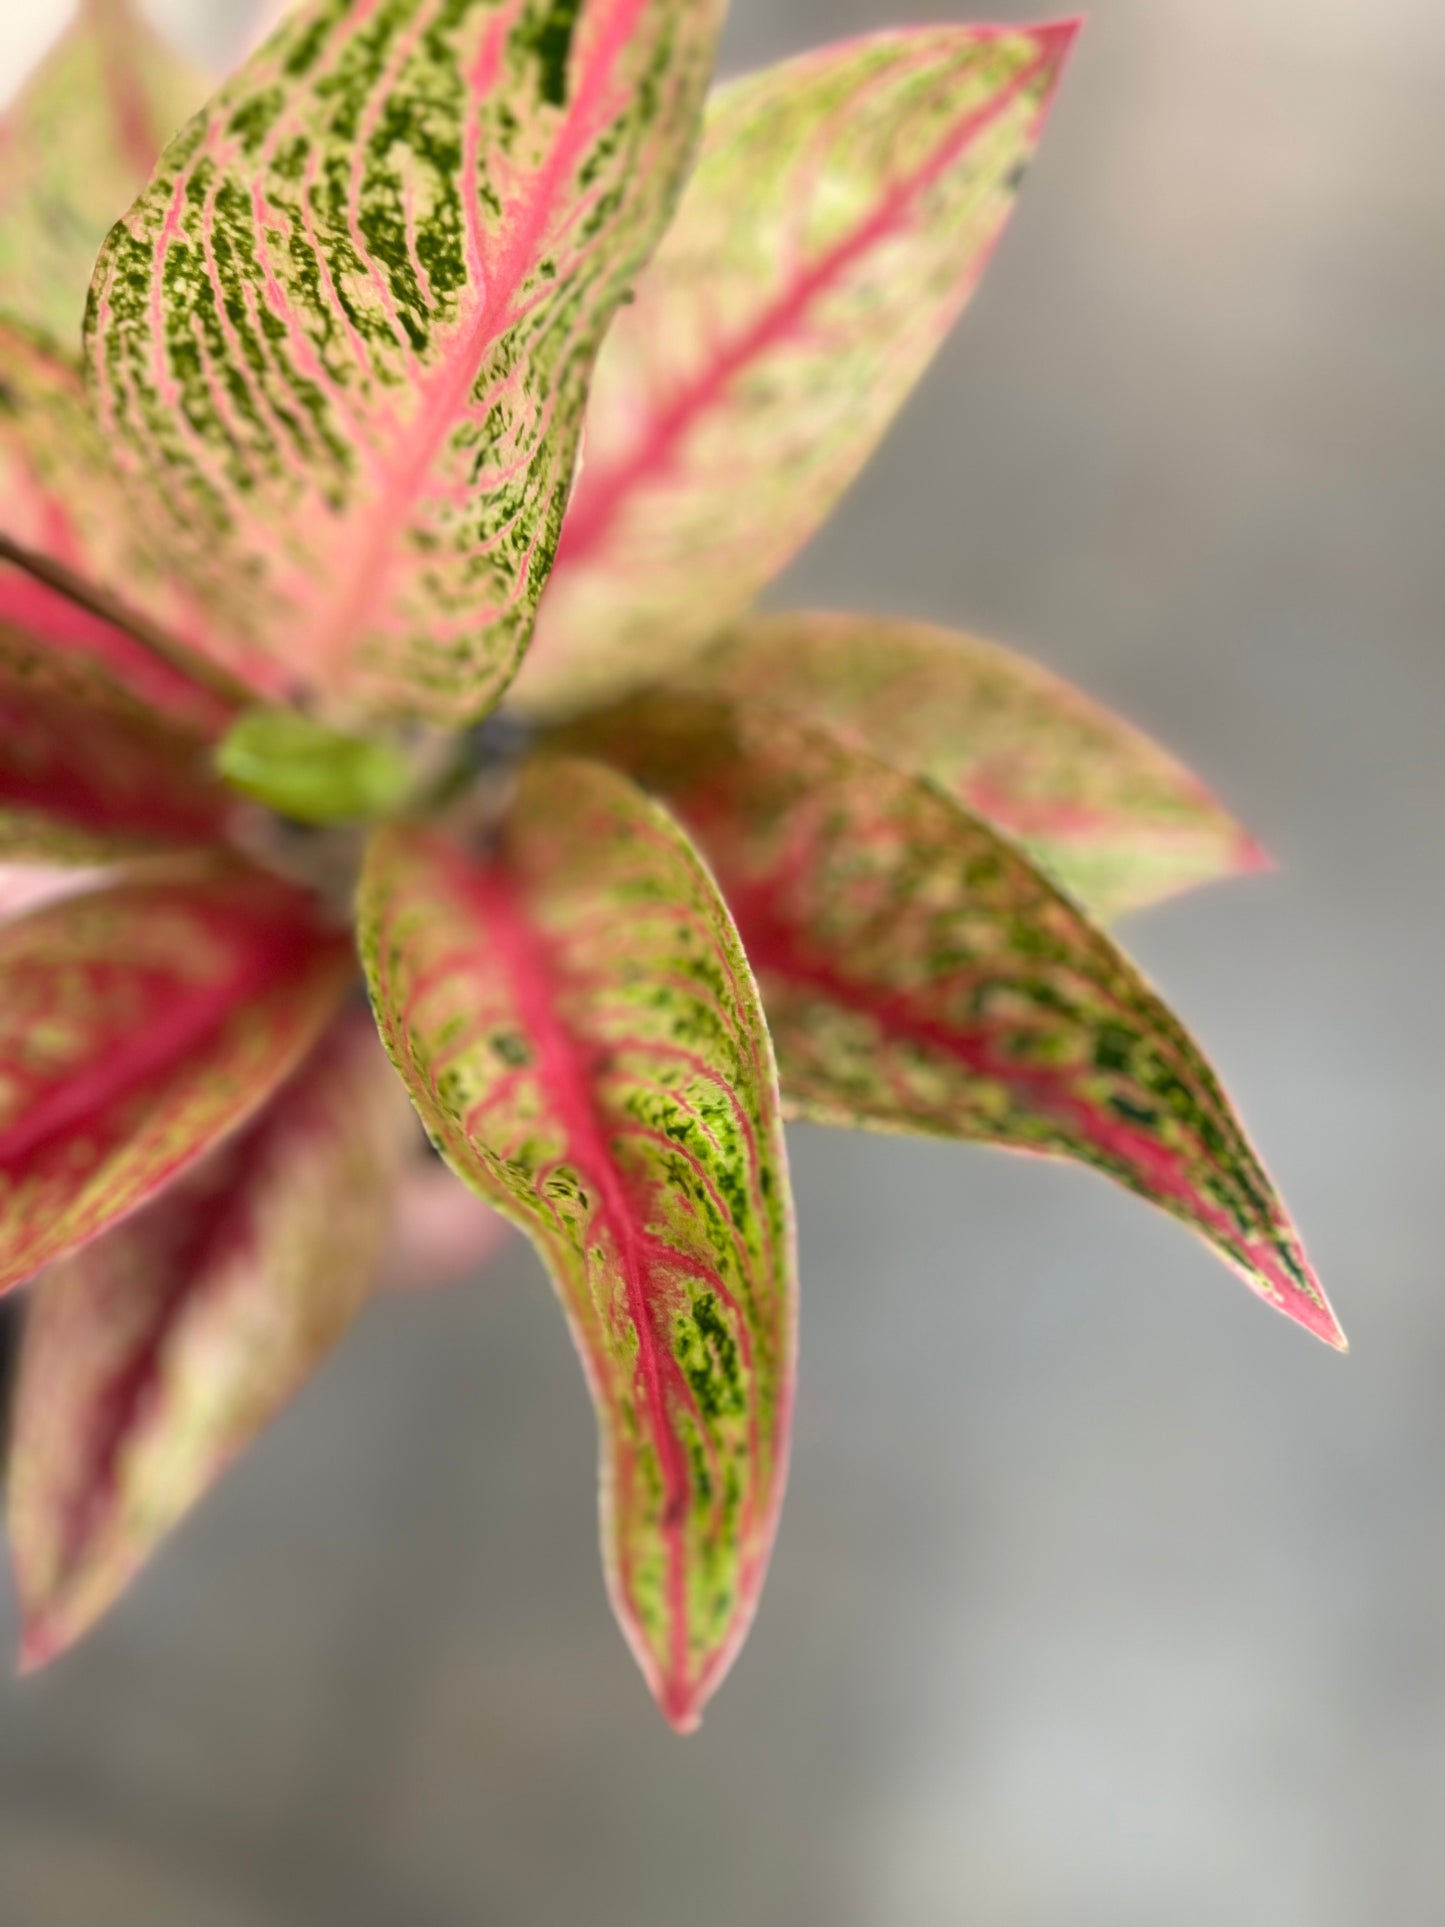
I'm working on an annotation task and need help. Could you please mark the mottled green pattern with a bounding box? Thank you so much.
[0,0,205,346]
[359,759,796,1728]
[0,865,351,1295]
[685,613,1265,920]
[563,694,1344,1349]
[87,0,724,726]
[9,1012,410,1668]
[0,318,234,724]
[513,24,1074,715]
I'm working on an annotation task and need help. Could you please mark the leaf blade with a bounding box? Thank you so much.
[682,613,1267,919]
[0,624,231,864]
[563,693,1343,1351]
[513,21,1078,714]
[360,757,797,1728]
[0,864,351,1294]
[87,0,725,726]
[9,1010,410,1667]
[0,319,243,729]
[0,0,206,345]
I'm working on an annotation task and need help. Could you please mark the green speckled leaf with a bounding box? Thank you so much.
[0,863,352,1296]
[9,1011,411,1669]
[0,319,242,728]
[513,22,1076,715]
[562,693,1344,1351]
[88,0,725,727]
[683,613,1267,920]
[0,0,206,346]
[359,757,796,1730]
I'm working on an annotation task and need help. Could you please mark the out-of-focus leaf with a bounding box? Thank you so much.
[564,693,1344,1351]
[0,864,351,1294]
[87,0,725,727]
[216,708,412,827]
[513,22,1078,715]
[360,758,796,1729]
[0,319,243,728]
[0,628,229,863]
[0,863,106,926]
[0,0,206,345]
[682,613,1267,919]
[9,1011,410,1668]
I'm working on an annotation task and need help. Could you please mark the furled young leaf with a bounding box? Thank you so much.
[564,694,1344,1350]
[0,319,241,729]
[216,707,413,827]
[682,613,1266,920]
[360,758,796,1729]
[0,0,205,345]
[512,22,1078,716]
[9,1011,410,1668]
[0,626,230,863]
[88,0,726,727]
[0,864,351,1295]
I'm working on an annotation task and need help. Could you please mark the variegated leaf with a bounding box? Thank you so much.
[9,1010,410,1668]
[0,0,205,345]
[0,864,351,1294]
[88,0,726,727]
[0,319,242,729]
[562,694,1344,1350]
[0,624,230,863]
[683,613,1266,920]
[512,22,1077,716]
[0,863,108,925]
[359,758,796,1729]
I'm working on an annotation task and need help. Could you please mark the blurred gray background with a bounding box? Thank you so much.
[2,1,1443,1921]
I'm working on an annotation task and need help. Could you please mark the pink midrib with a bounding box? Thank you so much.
[50,1119,275,1608]
[552,32,1067,575]
[310,0,652,680]
[0,914,317,1171]
[725,877,1336,1344]
[452,846,700,1721]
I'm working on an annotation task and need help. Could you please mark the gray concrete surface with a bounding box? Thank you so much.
[1,1,1442,1921]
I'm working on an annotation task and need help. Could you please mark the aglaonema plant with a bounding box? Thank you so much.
[0,0,1343,1733]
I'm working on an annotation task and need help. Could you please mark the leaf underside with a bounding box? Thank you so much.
[0,0,206,345]
[87,0,726,726]
[360,756,796,1729]
[513,21,1078,715]
[9,1009,410,1668]
[561,692,1344,1351]
[0,864,351,1295]
[683,613,1266,920]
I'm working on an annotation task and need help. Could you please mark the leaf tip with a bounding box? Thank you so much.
[661,1687,705,1737]
[1277,1267,1348,1355]
[1034,16,1086,62]
[1235,832,1277,878]
[17,1618,66,1678]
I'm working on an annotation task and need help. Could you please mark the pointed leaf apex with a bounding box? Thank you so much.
[664,1694,705,1737]
[1033,19,1083,107]
[17,1622,62,1678]
[1291,1275,1349,1354]
[1236,833,1277,878]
